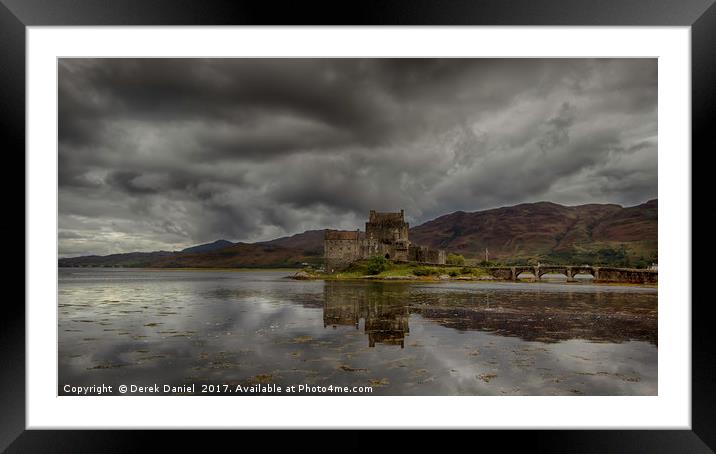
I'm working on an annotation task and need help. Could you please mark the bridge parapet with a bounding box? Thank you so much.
[486,265,656,284]
[593,267,657,284]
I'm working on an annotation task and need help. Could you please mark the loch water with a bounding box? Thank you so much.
[58,268,657,395]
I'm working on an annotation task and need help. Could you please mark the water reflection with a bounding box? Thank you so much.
[322,281,657,347]
[324,283,410,348]
[414,287,657,345]
[58,269,657,396]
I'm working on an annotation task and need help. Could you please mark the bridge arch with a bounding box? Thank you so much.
[513,266,536,280]
[534,266,567,280]
[569,266,596,280]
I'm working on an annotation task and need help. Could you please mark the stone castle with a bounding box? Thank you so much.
[324,209,446,272]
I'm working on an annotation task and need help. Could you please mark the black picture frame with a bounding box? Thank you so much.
[3,0,711,451]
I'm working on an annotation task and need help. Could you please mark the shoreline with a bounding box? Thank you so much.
[291,272,658,288]
[59,266,657,287]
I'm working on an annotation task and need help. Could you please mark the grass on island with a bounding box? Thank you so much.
[319,259,492,280]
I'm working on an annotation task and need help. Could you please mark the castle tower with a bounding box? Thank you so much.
[365,210,410,261]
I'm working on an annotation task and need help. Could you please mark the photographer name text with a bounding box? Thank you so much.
[62,383,373,395]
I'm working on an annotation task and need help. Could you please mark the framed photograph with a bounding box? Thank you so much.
[6,0,710,450]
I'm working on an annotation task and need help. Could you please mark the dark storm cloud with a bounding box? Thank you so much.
[58,58,657,256]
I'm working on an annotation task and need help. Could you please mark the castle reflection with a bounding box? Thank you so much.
[322,281,657,346]
[324,282,409,348]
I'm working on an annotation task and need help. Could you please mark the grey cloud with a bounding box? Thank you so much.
[59,58,657,256]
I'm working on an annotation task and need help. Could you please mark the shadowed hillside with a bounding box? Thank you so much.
[410,199,657,266]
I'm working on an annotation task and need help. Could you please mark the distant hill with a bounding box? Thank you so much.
[58,241,319,268]
[410,199,657,266]
[181,239,234,253]
[59,199,657,268]
[256,229,325,255]
[57,251,175,268]
[149,242,316,268]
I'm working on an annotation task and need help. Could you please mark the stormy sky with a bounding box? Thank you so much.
[59,58,657,257]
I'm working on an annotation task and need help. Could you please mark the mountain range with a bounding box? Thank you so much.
[58,199,657,268]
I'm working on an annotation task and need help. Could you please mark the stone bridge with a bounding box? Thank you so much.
[487,265,657,284]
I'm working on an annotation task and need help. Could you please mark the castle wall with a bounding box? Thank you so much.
[358,239,383,258]
[324,230,360,272]
[409,244,446,265]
